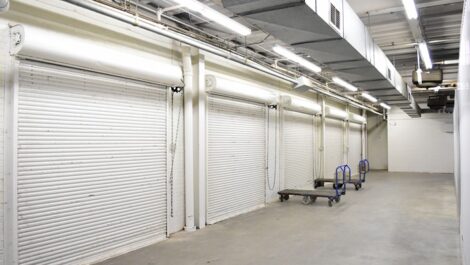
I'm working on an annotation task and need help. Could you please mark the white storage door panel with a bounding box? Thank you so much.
[349,123,362,175]
[17,61,168,265]
[325,118,344,177]
[283,110,315,189]
[207,96,266,224]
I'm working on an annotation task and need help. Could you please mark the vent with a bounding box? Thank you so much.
[330,4,341,29]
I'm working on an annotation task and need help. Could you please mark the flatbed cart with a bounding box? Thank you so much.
[314,160,369,190]
[278,165,347,207]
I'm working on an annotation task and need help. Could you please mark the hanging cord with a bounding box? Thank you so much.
[266,105,278,191]
[169,87,183,218]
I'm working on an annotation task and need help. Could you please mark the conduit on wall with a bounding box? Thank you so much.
[205,74,277,104]
[280,95,321,115]
[9,24,184,86]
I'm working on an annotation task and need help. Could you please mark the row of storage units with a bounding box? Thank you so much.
[2,24,365,265]
[204,75,366,223]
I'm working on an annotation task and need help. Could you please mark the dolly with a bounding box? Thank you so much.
[314,160,369,191]
[278,165,347,207]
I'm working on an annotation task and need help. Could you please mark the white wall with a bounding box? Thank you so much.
[388,108,454,173]
[367,114,388,170]
[457,1,470,264]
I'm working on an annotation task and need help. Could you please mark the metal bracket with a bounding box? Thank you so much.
[171,86,183,93]
[156,5,184,21]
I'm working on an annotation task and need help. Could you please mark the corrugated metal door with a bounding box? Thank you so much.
[325,118,344,177]
[283,110,315,189]
[207,96,266,224]
[16,61,168,265]
[349,123,362,175]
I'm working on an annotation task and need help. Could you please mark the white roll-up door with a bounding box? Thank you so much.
[325,118,344,178]
[207,96,266,224]
[16,61,168,265]
[283,110,315,189]
[349,123,362,175]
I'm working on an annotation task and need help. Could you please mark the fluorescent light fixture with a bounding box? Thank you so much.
[332,77,358,92]
[379,102,391,110]
[401,0,418,20]
[272,45,321,73]
[361,92,378,103]
[418,42,433,69]
[171,0,251,36]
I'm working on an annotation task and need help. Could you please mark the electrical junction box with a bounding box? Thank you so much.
[412,69,443,88]
[294,76,314,93]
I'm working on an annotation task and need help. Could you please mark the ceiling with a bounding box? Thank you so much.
[112,0,463,111]
[347,0,463,109]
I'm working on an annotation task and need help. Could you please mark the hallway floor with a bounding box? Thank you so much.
[98,171,461,265]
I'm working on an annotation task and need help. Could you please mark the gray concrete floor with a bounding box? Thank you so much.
[98,171,461,265]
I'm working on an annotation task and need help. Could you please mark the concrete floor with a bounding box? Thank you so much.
[98,171,461,265]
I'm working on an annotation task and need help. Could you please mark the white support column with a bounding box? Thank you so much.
[320,97,326,178]
[193,52,206,229]
[362,109,367,160]
[182,46,196,232]
[4,58,18,265]
[345,105,350,165]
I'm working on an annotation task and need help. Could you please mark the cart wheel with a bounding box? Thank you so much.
[335,197,341,203]
[339,184,343,189]
[284,195,290,201]
[332,184,337,189]
[279,195,284,202]
[310,196,317,203]
[355,184,360,191]
[302,196,312,205]
[328,200,333,207]
[359,183,362,188]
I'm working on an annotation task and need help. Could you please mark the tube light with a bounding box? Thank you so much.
[332,77,358,92]
[272,45,321,73]
[361,92,378,103]
[380,102,391,110]
[401,0,418,20]
[418,42,433,69]
[171,0,251,36]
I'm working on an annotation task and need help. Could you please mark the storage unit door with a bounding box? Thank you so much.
[207,96,266,224]
[349,123,363,175]
[325,118,344,178]
[16,61,168,265]
[283,110,315,189]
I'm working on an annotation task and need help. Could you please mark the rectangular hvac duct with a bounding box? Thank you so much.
[222,0,419,117]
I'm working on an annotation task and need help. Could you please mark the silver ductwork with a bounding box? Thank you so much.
[63,0,382,115]
[222,0,420,117]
